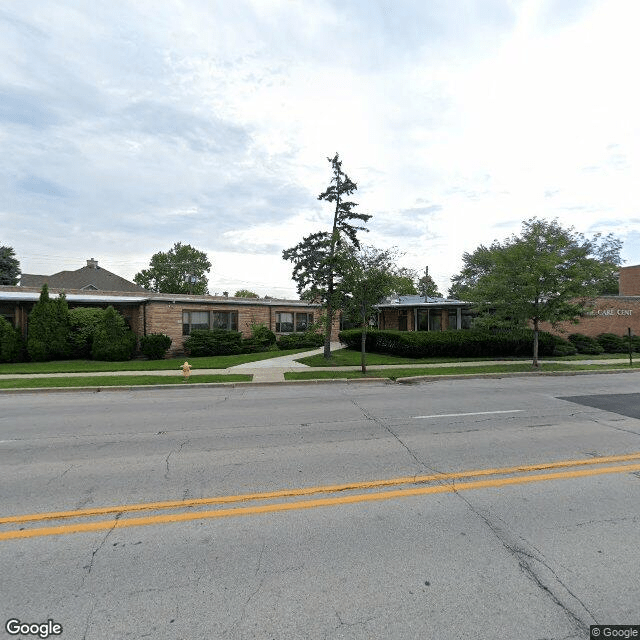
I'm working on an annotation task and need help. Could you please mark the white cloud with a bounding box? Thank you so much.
[1,0,639,299]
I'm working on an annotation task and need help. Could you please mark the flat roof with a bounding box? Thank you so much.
[0,291,147,303]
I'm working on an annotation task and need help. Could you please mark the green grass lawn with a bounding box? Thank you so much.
[0,373,252,390]
[0,348,311,375]
[297,348,640,367]
[285,361,640,381]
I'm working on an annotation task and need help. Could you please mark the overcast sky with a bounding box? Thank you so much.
[1,0,639,298]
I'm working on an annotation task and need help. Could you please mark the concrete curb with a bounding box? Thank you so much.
[1,366,638,394]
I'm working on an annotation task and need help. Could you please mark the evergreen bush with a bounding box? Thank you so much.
[595,333,627,353]
[0,316,25,362]
[277,332,324,350]
[622,333,640,352]
[68,307,104,359]
[140,333,172,359]
[184,329,242,356]
[338,328,573,359]
[251,324,277,347]
[27,285,71,361]
[568,333,605,355]
[91,306,136,361]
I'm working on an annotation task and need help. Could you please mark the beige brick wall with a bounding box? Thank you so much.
[145,301,332,356]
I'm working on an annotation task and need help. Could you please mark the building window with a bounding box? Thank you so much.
[461,310,473,330]
[429,309,442,331]
[448,309,458,330]
[212,311,238,331]
[182,310,238,335]
[398,310,408,331]
[417,310,429,331]
[275,312,314,333]
[296,312,313,332]
[275,312,294,333]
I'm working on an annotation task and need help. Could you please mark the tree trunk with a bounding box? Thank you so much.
[533,318,539,368]
[361,320,367,374]
[324,295,332,359]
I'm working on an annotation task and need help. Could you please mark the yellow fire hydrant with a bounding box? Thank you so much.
[180,361,192,382]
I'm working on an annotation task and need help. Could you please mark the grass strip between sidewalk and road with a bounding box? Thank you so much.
[0,374,252,389]
[297,349,640,367]
[0,348,310,375]
[284,361,640,381]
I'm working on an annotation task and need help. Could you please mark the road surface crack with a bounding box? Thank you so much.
[349,397,426,470]
[335,610,380,629]
[164,439,190,479]
[82,513,122,583]
[453,491,597,634]
[46,464,76,485]
[81,601,96,640]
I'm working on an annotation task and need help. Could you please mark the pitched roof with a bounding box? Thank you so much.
[20,259,146,293]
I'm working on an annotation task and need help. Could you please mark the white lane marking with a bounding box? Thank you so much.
[412,410,524,419]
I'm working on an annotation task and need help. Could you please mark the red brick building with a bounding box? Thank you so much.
[539,264,640,338]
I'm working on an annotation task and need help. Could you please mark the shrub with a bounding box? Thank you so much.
[140,333,172,359]
[277,332,324,350]
[0,316,25,362]
[622,333,640,352]
[68,307,104,359]
[568,333,604,355]
[184,329,242,356]
[91,306,136,361]
[550,335,578,357]
[596,333,627,353]
[27,285,71,361]
[240,324,278,353]
[251,324,276,347]
[338,328,570,359]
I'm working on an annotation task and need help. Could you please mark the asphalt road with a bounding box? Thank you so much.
[1,373,640,639]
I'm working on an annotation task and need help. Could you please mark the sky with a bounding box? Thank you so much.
[1,0,639,298]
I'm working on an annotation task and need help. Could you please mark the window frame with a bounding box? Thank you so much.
[182,310,238,335]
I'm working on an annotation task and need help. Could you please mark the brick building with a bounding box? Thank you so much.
[539,264,640,338]
[375,295,473,331]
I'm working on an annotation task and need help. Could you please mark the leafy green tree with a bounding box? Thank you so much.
[417,271,442,298]
[341,246,405,373]
[27,284,71,361]
[91,306,137,361]
[390,267,418,295]
[455,218,622,366]
[134,242,211,294]
[0,244,21,285]
[234,289,259,298]
[283,153,371,358]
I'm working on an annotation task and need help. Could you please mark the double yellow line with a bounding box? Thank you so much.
[2,452,640,541]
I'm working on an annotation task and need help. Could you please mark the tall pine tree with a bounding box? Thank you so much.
[283,154,371,358]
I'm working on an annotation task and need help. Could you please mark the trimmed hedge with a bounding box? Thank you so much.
[140,333,172,359]
[277,332,324,350]
[568,333,604,355]
[184,329,243,356]
[338,329,575,358]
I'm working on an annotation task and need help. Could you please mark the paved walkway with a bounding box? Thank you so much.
[0,343,635,385]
